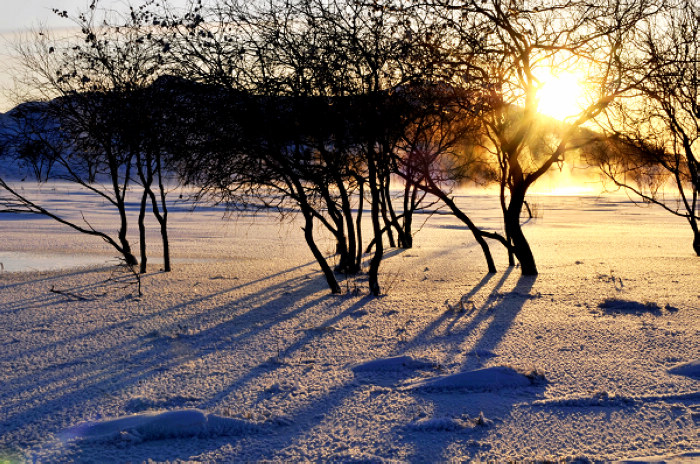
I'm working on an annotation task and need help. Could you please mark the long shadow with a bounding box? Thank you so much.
[197,294,374,411]
[399,270,507,359]
[44,293,373,462]
[0,259,319,366]
[389,272,543,462]
[1,266,323,415]
[0,260,323,425]
[0,265,117,292]
[3,253,542,462]
[0,270,317,400]
[206,271,541,462]
[0,257,386,463]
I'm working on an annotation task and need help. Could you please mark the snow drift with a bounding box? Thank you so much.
[60,409,259,443]
[407,365,544,391]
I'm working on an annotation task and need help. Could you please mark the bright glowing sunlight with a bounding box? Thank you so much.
[536,70,587,121]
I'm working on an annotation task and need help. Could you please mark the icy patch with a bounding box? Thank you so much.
[60,409,259,443]
[352,355,435,373]
[668,360,700,379]
[408,366,544,391]
[0,251,112,272]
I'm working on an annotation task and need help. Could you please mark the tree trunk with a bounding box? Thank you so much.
[338,181,360,274]
[138,189,149,274]
[423,179,497,273]
[147,184,171,272]
[154,157,171,272]
[302,210,341,294]
[691,220,700,256]
[117,218,138,267]
[505,186,538,275]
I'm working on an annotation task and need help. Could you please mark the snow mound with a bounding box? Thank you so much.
[407,413,492,432]
[598,298,662,315]
[408,366,544,391]
[668,360,700,378]
[352,355,434,373]
[60,409,259,443]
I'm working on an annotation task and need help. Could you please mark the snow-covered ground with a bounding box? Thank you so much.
[0,184,698,463]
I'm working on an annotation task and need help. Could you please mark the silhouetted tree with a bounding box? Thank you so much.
[165,0,448,295]
[431,0,662,275]
[395,83,505,273]
[586,0,699,255]
[2,0,175,271]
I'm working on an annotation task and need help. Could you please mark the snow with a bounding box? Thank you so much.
[614,452,700,463]
[407,365,542,391]
[352,355,435,373]
[59,409,259,443]
[0,185,698,462]
[669,360,700,379]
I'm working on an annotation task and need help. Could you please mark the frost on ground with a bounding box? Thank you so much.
[0,187,698,463]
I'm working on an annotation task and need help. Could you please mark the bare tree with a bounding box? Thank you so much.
[587,0,699,255]
[164,0,448,295]
[431,0,661,275]
[395,83,505,273]
[2,0,175,271]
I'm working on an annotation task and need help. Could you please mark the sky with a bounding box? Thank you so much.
[0,0,191,111]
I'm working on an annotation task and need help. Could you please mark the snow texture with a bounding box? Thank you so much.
[0,185,698,463]
[352,355,435,373]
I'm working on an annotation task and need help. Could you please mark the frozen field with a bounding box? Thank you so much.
[0,184,698,463]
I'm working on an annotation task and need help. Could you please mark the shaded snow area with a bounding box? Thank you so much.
[0,185,698,463]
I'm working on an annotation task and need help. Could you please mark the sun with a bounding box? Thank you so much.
[535,70,586,121]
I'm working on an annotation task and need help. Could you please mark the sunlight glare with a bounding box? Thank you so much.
[536,71,586,121]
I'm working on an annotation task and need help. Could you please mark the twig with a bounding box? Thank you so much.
[49,285,92,301]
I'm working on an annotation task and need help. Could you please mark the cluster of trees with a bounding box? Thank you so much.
[0,0,697,295]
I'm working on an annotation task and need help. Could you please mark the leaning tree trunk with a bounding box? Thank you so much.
[302,208,341,294]
[111,159,138,267]
[117,211,138,267]
[505,185,538,275]
[691,220,700,256]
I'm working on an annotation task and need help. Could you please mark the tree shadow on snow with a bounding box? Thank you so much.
[204,270,548,462]
[0,259,376,462]
[2,258,550,463]
[387,271,547,461]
